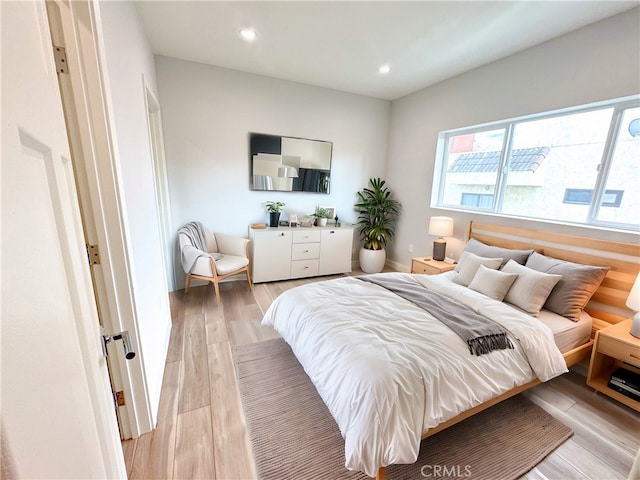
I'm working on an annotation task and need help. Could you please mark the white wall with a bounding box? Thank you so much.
[387,8,640,267]
[96,1,172,425]
[156,56,390,289]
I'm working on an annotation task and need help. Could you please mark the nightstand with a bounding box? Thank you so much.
[411,257,456,275]
[587,319,640,412]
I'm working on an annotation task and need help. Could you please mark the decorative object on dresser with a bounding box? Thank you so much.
[177,221,253,305]
[318,206,336,220]
[248,224,353,283]
[411,257,455,275]
[264,200,285,227]
[354,177,401,273]
[428,216,454,261]
[626,272,640,338]
[312,206,333,227]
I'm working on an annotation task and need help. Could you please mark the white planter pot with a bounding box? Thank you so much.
[317,217,328,227]
[359,247,386,273]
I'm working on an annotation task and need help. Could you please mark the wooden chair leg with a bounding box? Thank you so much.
[376,466,386,480]
[184,274,192,294]
[213,279,221,305]
[246,268,253,291]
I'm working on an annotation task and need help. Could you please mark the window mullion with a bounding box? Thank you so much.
[494,124,514,212]
[588,107,623,223]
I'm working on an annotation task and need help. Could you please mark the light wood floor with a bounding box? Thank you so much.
[123,271,640,479]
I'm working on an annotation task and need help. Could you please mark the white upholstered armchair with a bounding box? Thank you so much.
[178,222,253,305]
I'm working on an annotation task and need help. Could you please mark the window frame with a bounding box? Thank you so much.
[432,95,640,232]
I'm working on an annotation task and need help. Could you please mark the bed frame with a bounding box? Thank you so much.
[375,221,639,480]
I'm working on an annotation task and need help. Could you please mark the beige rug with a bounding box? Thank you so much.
[233,338,572,480]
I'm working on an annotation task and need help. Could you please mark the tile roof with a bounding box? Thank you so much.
[448,146,551,173]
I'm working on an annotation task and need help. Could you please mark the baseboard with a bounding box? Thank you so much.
[351,258,411,273]
[386,259,410,273]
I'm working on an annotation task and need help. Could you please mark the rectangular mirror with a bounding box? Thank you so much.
[249,133,332,193]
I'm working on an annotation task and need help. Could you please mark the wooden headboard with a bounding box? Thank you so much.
[468,221,640,333]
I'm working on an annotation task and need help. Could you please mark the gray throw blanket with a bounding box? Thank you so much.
[179,221,208,251]
[178,221,218,274]
[358,274,513,356]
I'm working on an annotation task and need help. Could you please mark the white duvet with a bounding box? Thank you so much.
[261,272,568,477]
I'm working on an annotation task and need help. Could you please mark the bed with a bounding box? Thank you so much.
[261,222,640,479]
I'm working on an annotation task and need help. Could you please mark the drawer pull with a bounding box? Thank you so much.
[304,249,309,253]
[330,231,335,234]
[280,233,285,236]
[630,353,640,361]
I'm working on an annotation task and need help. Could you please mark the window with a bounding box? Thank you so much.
[433,96,640,232]
[563,189,624,207]
[461,193,494,208]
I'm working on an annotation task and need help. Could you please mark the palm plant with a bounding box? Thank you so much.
[354,178,401,250]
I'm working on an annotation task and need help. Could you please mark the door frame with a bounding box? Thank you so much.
[46,0,154,437]
[144,81,175,291]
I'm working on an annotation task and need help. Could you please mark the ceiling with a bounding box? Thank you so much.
[135,1,638,101]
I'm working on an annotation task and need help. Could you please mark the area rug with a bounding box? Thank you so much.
[233,338,572,480]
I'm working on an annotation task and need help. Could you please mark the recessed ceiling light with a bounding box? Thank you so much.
[378,64,391,74]
[240,28,257,42]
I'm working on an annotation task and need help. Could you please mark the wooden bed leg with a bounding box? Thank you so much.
[376,466,386,480]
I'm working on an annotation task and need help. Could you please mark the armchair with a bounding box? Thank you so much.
[178,222,253,305]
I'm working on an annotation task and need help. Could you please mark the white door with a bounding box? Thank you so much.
[0,1,125,478]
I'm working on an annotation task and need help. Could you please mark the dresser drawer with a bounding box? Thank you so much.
[598,334,640,367]
[291,259,319,278]
[292,230,321,243]
[291,242,320,260]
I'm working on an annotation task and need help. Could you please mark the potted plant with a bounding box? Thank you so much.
[354,178,401,273]
[265,201,285,227]
[313,207,332,227]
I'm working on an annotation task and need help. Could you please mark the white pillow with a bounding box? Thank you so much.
[453,252,503,287]
[469,265,519,301]
[502,259,562,316]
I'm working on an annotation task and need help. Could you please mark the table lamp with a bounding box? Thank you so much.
[627,272,640,338]
[428,216,453,261]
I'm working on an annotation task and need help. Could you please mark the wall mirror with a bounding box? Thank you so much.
[249,132,332,193]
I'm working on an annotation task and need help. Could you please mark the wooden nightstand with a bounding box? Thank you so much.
[411,257,456,275]
[587,319,640,412]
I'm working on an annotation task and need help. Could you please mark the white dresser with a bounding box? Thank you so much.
[249,225,354,283]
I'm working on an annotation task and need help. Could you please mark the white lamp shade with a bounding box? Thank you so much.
[429,216,454,237]
[627,272,640,312]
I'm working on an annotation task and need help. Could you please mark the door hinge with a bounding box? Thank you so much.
[53,45,68,74]
[115,390,126,407]
[87,244,100,265]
